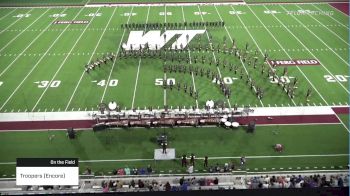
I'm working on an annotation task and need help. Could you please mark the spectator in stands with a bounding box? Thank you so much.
[129,179,135,188]
[165,181,171,191]
[179,177,185,186]
[116,180,123,189]
[138,180,145,188]
[214,177,219,185]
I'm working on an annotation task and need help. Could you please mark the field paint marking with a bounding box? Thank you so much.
[312,4,349,30]
[131,6,150,109]
[0,8,51,53]
[100,7,134,103]
[0,8,72,111]
[0,9,55,77]
[247,6,329,105]
[197,5,233,108]
[294,5,349,47]
[0,153,347,165]
[181,6,198,109]
[0,8,33,35]
[65,7,119,111]
[163,5,167,107]
[0,8,17,21]
[219,5,294,106]
[31,7,103,112]
[333,113,350,133]
[259,6,334,104]
[278,5,350,94]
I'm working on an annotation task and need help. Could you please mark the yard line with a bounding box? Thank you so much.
[280,5,349,67]
[0,8,72,111]
[333,113,350,133]
[216,5,296,106]
[197,5,235,108]
[275,5,350,94]
[0,9,60,77]
[163,5,167,107]
[31,7,103,112]
[131,6,150,109]
[312,4,349,30]
[0,8,17,21]
[181,6,198,109]
[295,5,349,46]
[0,8,33,35]
[65,7,119,111]
[246,5,329,105]
[0,8,51,53]
[99,7,134,103]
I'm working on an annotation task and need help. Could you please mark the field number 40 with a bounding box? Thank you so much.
[324,75,349,83]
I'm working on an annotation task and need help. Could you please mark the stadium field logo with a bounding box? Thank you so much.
[122,30,205,50]
[53,20,89,25]
[268,59,321,66]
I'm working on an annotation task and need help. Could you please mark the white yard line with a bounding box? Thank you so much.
[245,5,329,105]
[295,4,349,46]
[0,8,17,21]
[99,7,134,103]
[312,4,349,30]
[163,5,167,107]
[0,9,56,78]
[0,8,33,35]
[65,7,119,111]
[276,5,350,94]
[131,6,150,109]
[0,8,72,111]
[31,7,103,112]
[0,8,51,53]
[280,5,349,67]
[333,113,350,133]
[197,5,235,108]
[181,6,198,109]
[217,5,296,106]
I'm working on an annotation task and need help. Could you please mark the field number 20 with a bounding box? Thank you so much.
[324,75,348,83]
[36,80,61,88]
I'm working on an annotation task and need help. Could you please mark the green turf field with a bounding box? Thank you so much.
[0,4,348,112]
[0,124,348,176]
[0,2,348,176]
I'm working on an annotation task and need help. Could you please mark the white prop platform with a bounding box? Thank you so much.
[154,148,175,160]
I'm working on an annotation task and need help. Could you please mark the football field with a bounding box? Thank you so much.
[0,1,349,176]
[0,3,348,112]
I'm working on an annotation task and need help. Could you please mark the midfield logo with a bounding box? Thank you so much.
[122,30,205,51]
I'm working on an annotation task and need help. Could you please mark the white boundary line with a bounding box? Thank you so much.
[244,5,329,105]
[0,8,51,53]
[0,8,51,77]
[131,6,150,109]
[312,4,349,30]
[277,5,350,94]
[295,4,349,47]
[181,5,199,109]
[0,153,347,165]
[65,7,120,111]
[99,7,134,104]
[0,8,33,35]
[31,7,103,112]
[196,5,235,108]
[0,7,74,111]
[0,8,17,21]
